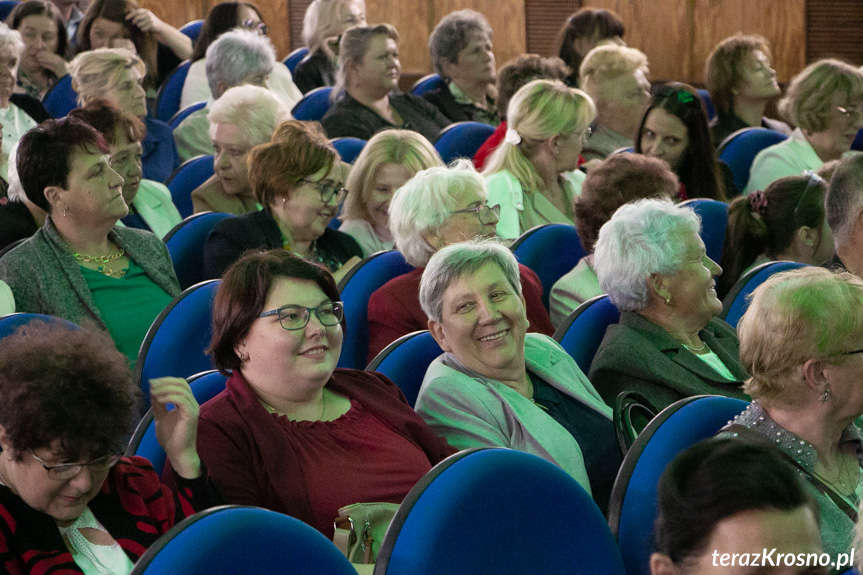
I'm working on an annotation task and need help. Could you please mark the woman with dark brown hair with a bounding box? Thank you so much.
[555,7,625,87]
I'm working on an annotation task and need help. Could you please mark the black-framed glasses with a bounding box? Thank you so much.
[839,349,863,357]
[240,19,268,35]
[793,170,824,220]
[301,179,348,205]
[259,301,344,330]
[449,203,501,225]
[30,450,122,481]
[837,105,863,122]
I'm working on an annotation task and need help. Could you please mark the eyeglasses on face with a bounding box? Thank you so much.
[580,126,592,145]
[259,301,345,330]
[836,105,863,122]
[30,450,122,481]
[240,19,268,35]
[300,179,348,205]
[449,203,501,225]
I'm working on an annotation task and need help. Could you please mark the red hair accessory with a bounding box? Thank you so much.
[749,190,768,215]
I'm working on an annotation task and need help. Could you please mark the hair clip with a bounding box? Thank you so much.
[749,190,768,215]
[504,127,522,146]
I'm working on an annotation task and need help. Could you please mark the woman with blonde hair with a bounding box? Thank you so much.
[68,48,179,183]
[482,78,595,239]
[339,130,443,256]
[293,0,366,94]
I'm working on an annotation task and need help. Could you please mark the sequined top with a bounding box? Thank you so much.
[720,402,863,563]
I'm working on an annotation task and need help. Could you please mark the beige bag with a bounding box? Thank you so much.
[332,502,400,564]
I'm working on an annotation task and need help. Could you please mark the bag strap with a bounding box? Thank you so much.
[723,423,860,523]
[333,516,355,558]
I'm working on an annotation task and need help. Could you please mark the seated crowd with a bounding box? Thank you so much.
[1,1,863,573]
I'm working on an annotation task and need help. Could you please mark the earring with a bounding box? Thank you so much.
[238,351,248,362]
[665,296,671,305]
[820,385,831,403]
[62,206,67,218]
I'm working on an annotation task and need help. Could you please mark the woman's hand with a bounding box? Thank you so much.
[126,8,162,35]
[34,51,68,78]
[150,377,201,479]
[127,8,193,60]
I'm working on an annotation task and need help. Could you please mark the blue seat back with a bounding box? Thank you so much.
[169,100,206,130]
[337,250,414,370]
[0,1,19,21]
[130,505,356,575]
[511,223,586,309]
[178,20,203,42]
[0,313,78,339]
[721,260,808,329]
[164,212,234,290]
[410,73,445,96]
[553,295,620,374]
[283,47,310,73]
[433,121,496,163]
[165,155,215,219]
[41,74,78,118]
[609,395,749,575]
[718,128,788,192]
[292,86,333,121]
[126,370,228,475]
[696,88,715,121]
[134,280,219,408]
[681,198,729,264]
[330,137,366,164]
[377,448,626,574]
[366,330,442,408]
[154,60,192,123]
[852,129,863,152]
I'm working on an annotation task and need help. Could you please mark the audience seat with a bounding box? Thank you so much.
[0,312,78,339]
[696,88,716,121]
[169,101,207,130]
[721,260,808,329]
[852,129,863,152]
[41,74,78,118]
[376,447,626,574]
[283,47,310,74]
[130,505,356,575]
[553,294,620,374]
[680,198,728,264]
[291,86,333,121]
[178,20,204,42]
[154,60,192,123]
[511,223,586,309]
[330,137,366,164]
[433,121,496,163]
[717,127,787,192]
[608,395,749,575]
[365,330,442,408]
[0,238,26,260]
[133,279,220,409]
[164,212,234,290]
[165,154,215,219]
[410,73,445,96]
[336,250,414,370]
[0,1,19,22]
[126,370,228,475]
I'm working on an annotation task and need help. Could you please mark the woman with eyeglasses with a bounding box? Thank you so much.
[636,82,732,201]
[0,320,219,574]
[180,1,302,111]
[366,160,555,362]
[168,248,455,544]
[745,59,863,195]
[482,79,595,240]
[203,120,363,282]
[718,173,831,299]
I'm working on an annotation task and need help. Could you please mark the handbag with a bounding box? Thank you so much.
[332,502,400,564]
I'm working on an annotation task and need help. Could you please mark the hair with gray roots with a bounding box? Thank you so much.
[428,9,493,80]
[420,238,522,323]
[205,28,276,98]
[593,198,701,311]
[207,85,291,149]
[826,154,863,245]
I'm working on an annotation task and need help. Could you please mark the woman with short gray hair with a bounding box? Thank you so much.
[366,159,555,361]
[0,23,43,181]
[415,238,620,512]
[423,9,499,125]
[589,198,748,411]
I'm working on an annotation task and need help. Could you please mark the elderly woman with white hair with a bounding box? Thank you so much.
[320,23,451,142]
[191,85,291,215]
[415,238,619,512]
[174,29,277,163]
[422,9,499,126]
[719,266,863,563]
[68,48,178,183]
[589,198,748,411]
[483,78,595,239]
[366,159,554,361]
[293,0,366,94]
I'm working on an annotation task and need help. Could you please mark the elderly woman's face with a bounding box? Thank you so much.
[429,186,498,249]
[212,123,252,197]
[353,34,399,95]
[367,162,412,232]
[735,50,780,103]
[270,164,342,244]
[0,43,19,103]
[59,146,127,225]
[659,230,722,323]
[0,439,114,525]
[18,14,60,72]
[103,66,147,119]
[430,261,527,381]
[814,93,863,156]
[338,0,366,34]
[237,277,343,393]
[447,31,496,87]
[109,128,143,205]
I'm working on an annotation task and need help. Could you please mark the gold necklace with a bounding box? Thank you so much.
[74,248,128,278]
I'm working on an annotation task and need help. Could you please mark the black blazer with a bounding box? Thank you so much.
[293,49,336,94]
[320,92,451,143]
[421,86,499,126]
[203,209,363,279]
[588,311,749,412]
